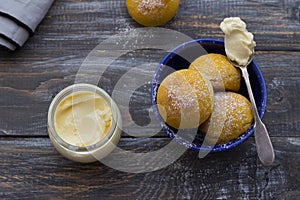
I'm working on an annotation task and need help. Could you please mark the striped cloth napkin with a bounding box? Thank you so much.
[0,0,54,50]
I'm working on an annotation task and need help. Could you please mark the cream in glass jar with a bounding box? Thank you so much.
[48,84,122,163]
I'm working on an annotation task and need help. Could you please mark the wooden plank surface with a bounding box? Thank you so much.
[29,0,300,51]
[0,0,299,199]
[0,0,298,54]
[0,51,299,137]
[0,137,299,199]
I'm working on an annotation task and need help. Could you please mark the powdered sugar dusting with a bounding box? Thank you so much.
[136,0,166,15]
[208,92,254,142]
[157,69,214,128]
[167,84,198,111]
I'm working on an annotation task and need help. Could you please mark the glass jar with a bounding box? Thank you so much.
[47,83,122,163]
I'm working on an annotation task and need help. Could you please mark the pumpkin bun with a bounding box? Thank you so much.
[126,0,180,27]
[200,92,254,144]
[189,53,241,92]
[156,69,214,129]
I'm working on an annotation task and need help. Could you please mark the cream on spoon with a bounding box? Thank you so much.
[220,17,256,66]
[220,17,275,166]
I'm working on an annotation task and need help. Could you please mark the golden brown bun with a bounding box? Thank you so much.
[126,0,180,26]
[200,92,254,144]
[156,69,214,129]
[189,53,241,92]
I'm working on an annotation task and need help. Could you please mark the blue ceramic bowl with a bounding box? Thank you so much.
[150,38,267,152]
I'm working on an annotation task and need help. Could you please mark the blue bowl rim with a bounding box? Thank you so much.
[150,38,267,152]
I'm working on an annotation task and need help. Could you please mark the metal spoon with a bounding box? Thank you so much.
[228,55,275,166]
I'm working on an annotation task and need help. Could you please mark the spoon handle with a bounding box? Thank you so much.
[240,67,275,166]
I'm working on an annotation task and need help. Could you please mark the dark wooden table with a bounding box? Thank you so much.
[0,0,299,199]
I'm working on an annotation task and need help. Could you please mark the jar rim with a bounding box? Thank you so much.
[47,83,121,152]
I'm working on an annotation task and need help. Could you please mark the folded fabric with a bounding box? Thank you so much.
[0,0,55,50]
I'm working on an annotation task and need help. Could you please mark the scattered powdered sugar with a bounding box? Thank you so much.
[214,92,253,135]
[167,84,198,111]
[136,0,166,15]
[161,70,214,124]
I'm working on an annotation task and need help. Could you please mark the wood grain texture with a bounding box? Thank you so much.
[0,137,299,199]
[0,0,298,55]
[37,0,300,50]
[0,50,299,137]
